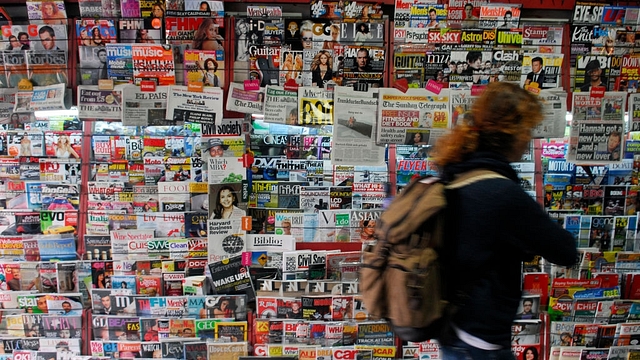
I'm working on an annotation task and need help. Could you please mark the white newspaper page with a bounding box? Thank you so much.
[77,85,125,120]
[166,85,223,125]
[122,84,169,126]
[567,92,626,164]
[225,82,264,114]
[532,90,567,139]
[30,83,66,112]
[262,85,298,125]
[332,86,385,166]
[376,88,451,145]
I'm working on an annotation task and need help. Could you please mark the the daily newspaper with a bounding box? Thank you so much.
[376,88,450,145]
[122,84,169,126]
[298,87,334,126]
[225,83,264,114]
[77,85,124,120]
[332,86,385,166]
[29,83,66,112]
[166,85,224,124]
[567,92,627,164]
[263,85,298,125]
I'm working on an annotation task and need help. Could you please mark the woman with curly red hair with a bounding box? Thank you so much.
[434,82,577,359]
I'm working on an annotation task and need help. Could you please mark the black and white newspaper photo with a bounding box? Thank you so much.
[332,86,385,166]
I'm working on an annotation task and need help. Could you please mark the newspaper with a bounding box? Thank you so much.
[77,85,124,120]
[225,83,264,114]
[376,88,450,145]
[449,90,479,128]
[567,92,626,164]
[332,86,385,166]
[29,83,66,112]
[0,89,17,125]
[122,84,169,126]
[166,85,223,124]
[13,92,33,113]
[298,87,334,126]
[572,92,626,122]
[533,90,567,139]
[263,85,298,125]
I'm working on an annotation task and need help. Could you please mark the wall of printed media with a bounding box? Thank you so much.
[0,0,640,360]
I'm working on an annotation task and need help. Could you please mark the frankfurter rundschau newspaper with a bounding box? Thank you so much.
[332,86,385,166]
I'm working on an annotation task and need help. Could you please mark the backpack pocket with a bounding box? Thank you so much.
[360,243,389,320]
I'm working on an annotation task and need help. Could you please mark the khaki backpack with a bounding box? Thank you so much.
[360,169,506,342]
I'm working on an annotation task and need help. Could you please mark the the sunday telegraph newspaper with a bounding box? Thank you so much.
[225,82,264,114]
[122,84,169,126]
[298,87,334,126]
[263,85,298,125]
[29,83,66,112]
[332,86,385,166]
[166,85,223,124]
[77,85,124,120]
[567,92,626,164]
[376,88,450,146]
[533,90,567,139]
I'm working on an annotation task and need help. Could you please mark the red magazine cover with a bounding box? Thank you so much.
[137,275,162,296]
[522,272,549,307]
[256,296,277,318]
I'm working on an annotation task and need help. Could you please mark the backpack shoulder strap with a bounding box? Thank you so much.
[446,169,507,190]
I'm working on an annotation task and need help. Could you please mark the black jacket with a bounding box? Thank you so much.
[440,151,577,347]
